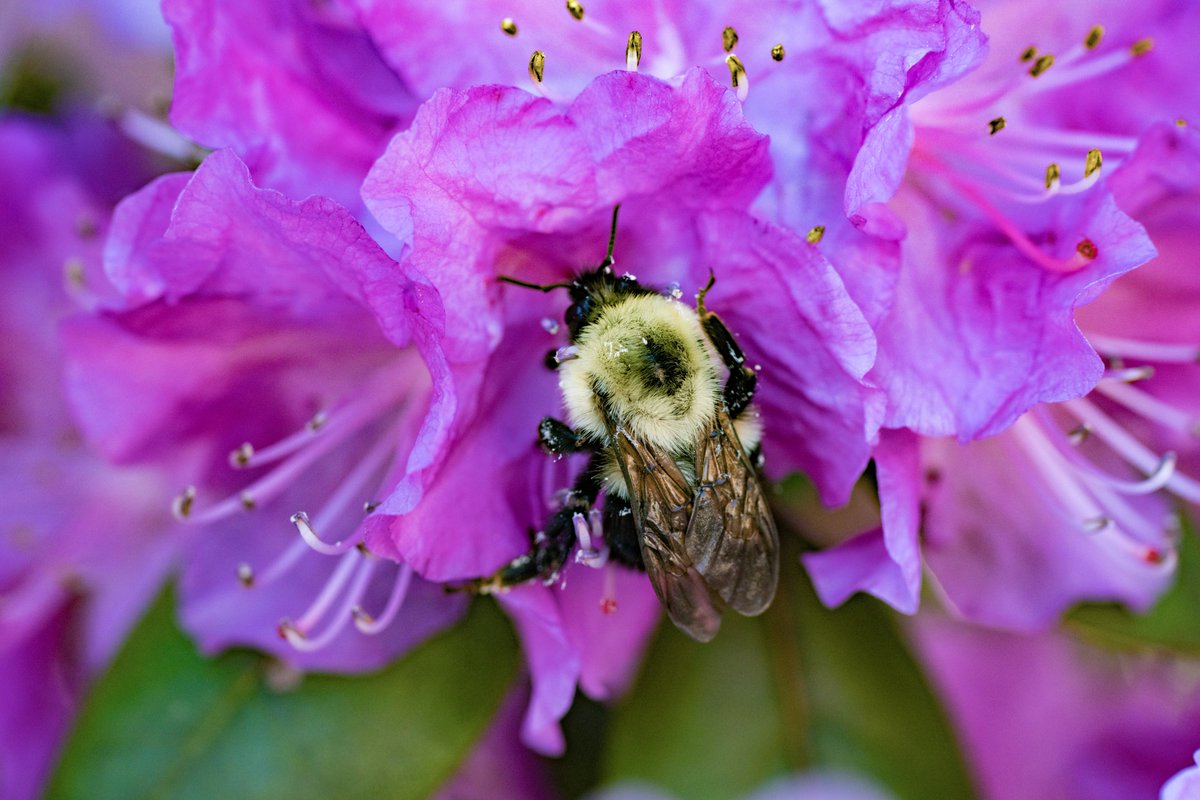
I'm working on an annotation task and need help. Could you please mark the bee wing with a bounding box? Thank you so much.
[613,430,723,642]
[686,410,779,616]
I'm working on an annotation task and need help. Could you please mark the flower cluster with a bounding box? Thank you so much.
[6,0,1200,797]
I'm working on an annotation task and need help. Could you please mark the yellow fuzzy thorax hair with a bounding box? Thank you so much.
[558,293,720,453]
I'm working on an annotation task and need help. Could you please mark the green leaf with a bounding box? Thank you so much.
[48,589,519,800]
[1068,518,1200,655]
[601,560,975,800]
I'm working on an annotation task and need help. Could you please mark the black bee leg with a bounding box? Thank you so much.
[538,417,591,455]
[696,276,758,419]
[603,493,644,570]
[461,454,602,594]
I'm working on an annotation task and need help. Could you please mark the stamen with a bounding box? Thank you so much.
[1084,148,1102,178]
[1089,334,1200,364]
[286,557,377,652]
[1020,45,1038,63]
[256,540,310,588]
[566,0,584,21]
[805,225,825,244]
[988,117,1006,135]
[307,411,328,431]
[626,31,642,71]
[229,442,254,468]
[172,485,196,520]
[1105,365,1155,383]
[1076,239,1098,260]
[1068,424,1090,445]
[293,511,354,556]
[1062,398,1200,504]
[355,563,414,634]
[771,43,785,61]
[501,18,518,36]
[722,26,738,53]
[295,549,362,633]
[1082,516,1112,532]
[1095,380,1200,437]
[1131,38,1154,57]
[237,563,254,587]
[364,501,381,513]
[528,50,545,86]
[725,54,748,102]
[1029,54,1055,77]
[1085,26,1104,50]
[1045,162,1061,190]
[600,563,618,614]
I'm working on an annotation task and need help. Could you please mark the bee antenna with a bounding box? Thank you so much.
[697,269,716,315]
[497,275,573,292]
[598,204,621,271]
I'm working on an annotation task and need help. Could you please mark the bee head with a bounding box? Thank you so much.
[564,267,645,340]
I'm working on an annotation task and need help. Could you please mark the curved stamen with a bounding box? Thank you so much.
[1036,409,1180,495]
[1094,379,1200,437]
[1062,397,1200,504]
[284,557,377,652]
[295,549,362,632]
[287,426,403,555]
[355,563,414,634]
[1090,335,1200,364]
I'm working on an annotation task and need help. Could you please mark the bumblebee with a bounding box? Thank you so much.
[470,207,779,642]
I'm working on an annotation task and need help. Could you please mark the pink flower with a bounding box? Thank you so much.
[64,148,466,671]
[915,612,1200,800]
[0,117,174,800]
[806,1,1199,625]
[358,67,879,750]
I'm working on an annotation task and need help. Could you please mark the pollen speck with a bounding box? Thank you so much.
[566,0,584,21]
[1084,25,1104,49]
[1019,45,1037,62]
[722,26,738,53]
[600,596,618,614]
[1131,38,1154,56]
[988,116,1006,135]
[1177,118,1188,128]
[1028,54,1054,77]
[500,17,517,36]
[771,43,785,61]
[1076,238,1098,260]
[1084,148,1102,178]
[805,225,825,244]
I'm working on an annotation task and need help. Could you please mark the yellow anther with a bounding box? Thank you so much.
[1177,118,1188,128]
[1045,162,1060,189]
[1029,54,1054,77]
[501,18,517,36]
[988,116,1006,135]
[64,257,85,287]
[805,226,825,244]
[722,26,739,53]
[1020,45,1037,62]
[1131,38,1154,56]
[627,31,643,70]
[725,54,747,97]
[1085,26,1104,49]
[771,43,785,61]
[1084,148,1102,178]
[529,50,546,83]
[566,0,584,21]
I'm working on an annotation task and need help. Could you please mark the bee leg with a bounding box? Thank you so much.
[538,416,591,454]
[602,493,644,570]
[462,453,602,593]
[696,284,758,419]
